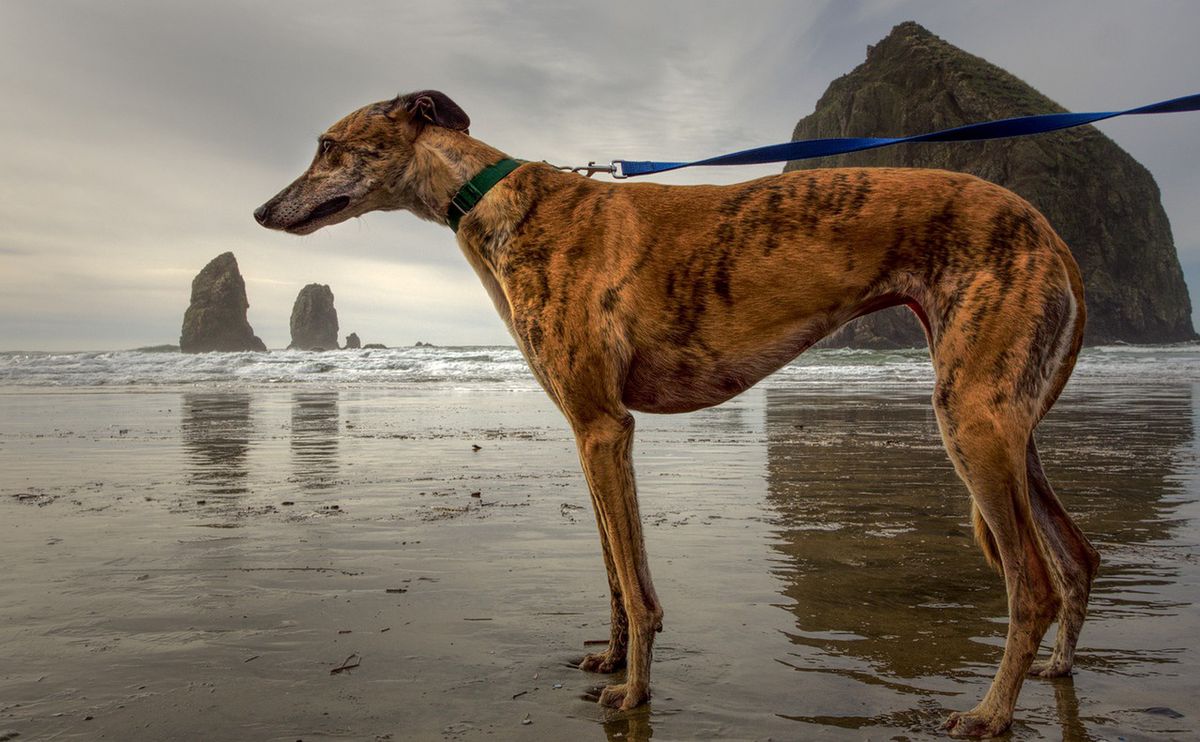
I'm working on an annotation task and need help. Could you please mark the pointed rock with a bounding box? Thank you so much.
[787,21,1195,346]
[180,252,267,353]
[288,284,339,350]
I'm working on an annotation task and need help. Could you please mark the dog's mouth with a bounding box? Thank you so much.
[287,196,352,233]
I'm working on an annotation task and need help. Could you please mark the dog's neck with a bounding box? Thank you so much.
[402,128,509,225]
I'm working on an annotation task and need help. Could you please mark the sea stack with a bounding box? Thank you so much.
[786,21,1196,347]
[344,332,361,350]
[179,252,267,353]
[288,284,339,350]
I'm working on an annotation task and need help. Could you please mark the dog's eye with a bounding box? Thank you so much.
[321,139,335,154]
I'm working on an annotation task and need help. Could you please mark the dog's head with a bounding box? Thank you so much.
[253,90,471,235]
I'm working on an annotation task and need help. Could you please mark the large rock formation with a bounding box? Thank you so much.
[288,284,339,350]
[179,252,267,353]
[786,21,1195,347]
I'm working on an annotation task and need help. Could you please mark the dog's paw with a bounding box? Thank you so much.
[1027,657,1072,678]
[575,649,626,674]
[594,682,649,711]
[941,708,1011,738]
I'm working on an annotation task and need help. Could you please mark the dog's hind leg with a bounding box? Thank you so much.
[935,393,1057,738]
[570,409,663,709]
[1019,253,1098,679]
[928,272,1081,736]
[1025,438,1100,677]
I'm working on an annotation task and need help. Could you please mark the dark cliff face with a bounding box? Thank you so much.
[179,252,267,353]
[786,21,1195,347]
[288,284,339,351]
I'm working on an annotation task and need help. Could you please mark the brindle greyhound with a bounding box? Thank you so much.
[254,90,1100,738]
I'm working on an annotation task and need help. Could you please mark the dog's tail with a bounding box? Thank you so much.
[971,499,1002,574]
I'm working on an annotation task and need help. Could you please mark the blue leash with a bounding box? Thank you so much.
[611,92,1200,178]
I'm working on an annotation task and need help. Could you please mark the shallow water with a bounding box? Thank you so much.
[3,343,1200,387]
[0,376,1197,740]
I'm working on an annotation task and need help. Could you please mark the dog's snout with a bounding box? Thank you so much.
[253,203,270,226]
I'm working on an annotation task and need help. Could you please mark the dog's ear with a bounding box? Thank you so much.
[398,90,471,133]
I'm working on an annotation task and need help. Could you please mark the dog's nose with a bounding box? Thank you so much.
[253,204,270,226]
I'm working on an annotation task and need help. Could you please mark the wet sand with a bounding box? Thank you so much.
[1,379,1197,740]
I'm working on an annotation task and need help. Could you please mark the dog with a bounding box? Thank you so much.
[254,90,1101,738]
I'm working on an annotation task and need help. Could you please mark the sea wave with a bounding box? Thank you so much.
[0,343,1197,388]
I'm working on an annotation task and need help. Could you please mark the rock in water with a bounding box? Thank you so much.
[344,332,361,350]
[289,284,339,350]
[179,252,267,353]
[786,21,1195,347]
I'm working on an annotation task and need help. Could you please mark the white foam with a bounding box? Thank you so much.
[0,343,1196,388]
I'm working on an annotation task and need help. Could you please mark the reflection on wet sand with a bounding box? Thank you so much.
[765,388,1005,681]
[3,381,1195,741]
[290,391,340,491]
[181,392,252,496]
[762,382,1196,737]
[603,711,653,742]
[1035,384,1196,677]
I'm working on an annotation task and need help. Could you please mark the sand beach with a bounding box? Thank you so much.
[0,346,1197,740]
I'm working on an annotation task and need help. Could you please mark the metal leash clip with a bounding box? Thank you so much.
[544,161,628,179]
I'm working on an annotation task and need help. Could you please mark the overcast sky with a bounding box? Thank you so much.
[1,1,1197,350]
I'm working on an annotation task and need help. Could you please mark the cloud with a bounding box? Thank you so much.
[0,0,1196,350]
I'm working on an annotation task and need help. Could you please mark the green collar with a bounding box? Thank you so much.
[447,158,524,232]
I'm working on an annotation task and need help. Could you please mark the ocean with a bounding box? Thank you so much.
[3,342,1199,388]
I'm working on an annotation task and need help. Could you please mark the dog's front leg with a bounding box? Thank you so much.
[576,522,629,673]
[573,411,663,709]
